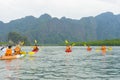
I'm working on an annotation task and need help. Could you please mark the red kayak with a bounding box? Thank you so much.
[65,49,72,53]
[87,48,92,51]
[32,49,39,53]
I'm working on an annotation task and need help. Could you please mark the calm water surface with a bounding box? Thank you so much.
[0,46,120,80]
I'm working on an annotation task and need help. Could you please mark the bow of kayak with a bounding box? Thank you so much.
[0,54,25,60]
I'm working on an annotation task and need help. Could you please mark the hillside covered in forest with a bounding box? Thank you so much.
[0,12,120,45]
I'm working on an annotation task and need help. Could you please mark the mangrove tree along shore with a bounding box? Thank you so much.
[1,39,120,46]
[72,39,120,46]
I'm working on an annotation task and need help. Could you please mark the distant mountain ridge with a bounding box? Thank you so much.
[0,12,120,44]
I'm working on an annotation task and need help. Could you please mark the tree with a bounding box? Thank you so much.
[7,32,30,45]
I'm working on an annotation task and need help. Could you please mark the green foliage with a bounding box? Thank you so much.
[7,32,30,45]
[0,42,7,46]
[74,39,120,46]
[0,12,120,45]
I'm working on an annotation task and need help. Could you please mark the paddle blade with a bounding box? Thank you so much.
[19,41,24,46]
[72,43,75,46]
[35,40,37,44]
[84,44,87,46]
[65,40,69,44]
[21,41,24,45]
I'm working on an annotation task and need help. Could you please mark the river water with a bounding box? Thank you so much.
[0,46,120,80]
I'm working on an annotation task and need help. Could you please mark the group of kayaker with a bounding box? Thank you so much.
[0,44,39,57]
[0,45,21,56]
[87,45,109,53]
[0,41,110,56]
[65,44,111,55]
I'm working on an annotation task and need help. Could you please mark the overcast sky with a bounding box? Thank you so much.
[0,0,120,23]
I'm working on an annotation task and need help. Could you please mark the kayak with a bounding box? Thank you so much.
[20,51,38,56]
[108,47,112,50]
[32,49,39,53]
[0,54,25,60]
[28,51,35,56]
[28,50,39,56]
[87,48,92,51]
[65,49,72,53]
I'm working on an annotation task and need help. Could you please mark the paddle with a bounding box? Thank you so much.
[20,41,24,46]
[71,43,76,46]
[65,40,76,52]
[18,41,33,55]
[31,39,39,55]
[65,40,69,44]
[17,41,26,56]
[34,40,37,45]
[21,40,39,56]
[65,40,75,46]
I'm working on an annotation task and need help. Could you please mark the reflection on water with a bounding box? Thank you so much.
[101,50,107,56]
[0,46,120,80]
[5,60,12,80]
[4,59,23,80]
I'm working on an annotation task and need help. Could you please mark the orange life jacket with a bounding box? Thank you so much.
[5,48,12,56]
[14,46,21,51]
[14,46,21,55]
[101,46,106,50]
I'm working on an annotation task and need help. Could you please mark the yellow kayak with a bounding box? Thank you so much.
[28,52,36,56]
[21,51,36,56]
[108,47,112,50]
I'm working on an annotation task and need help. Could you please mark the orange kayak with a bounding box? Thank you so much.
[0,54,25,60]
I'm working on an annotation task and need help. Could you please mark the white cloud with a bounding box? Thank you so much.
[0,0,120,23]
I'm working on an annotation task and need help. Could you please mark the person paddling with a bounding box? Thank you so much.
[101,45,106,51]
[101,45,107,55]
[14,44,21,55]
[87,45,92,51]
[32,44,39,52]
[5,45,13,56]
[65,45,72,53]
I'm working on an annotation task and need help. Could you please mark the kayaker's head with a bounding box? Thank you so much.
[8,45,12,49]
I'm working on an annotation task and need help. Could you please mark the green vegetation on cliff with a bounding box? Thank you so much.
[66,39,120,46]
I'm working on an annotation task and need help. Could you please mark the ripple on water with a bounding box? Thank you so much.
[0,46,120,80]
